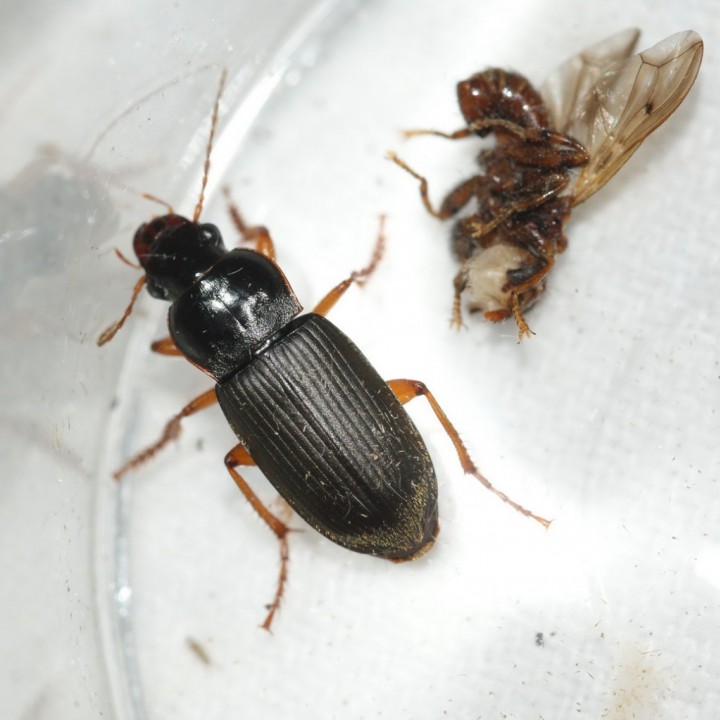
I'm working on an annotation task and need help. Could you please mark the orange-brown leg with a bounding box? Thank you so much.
[150,336,183,356]
[402,127,474,141]
[225,444,291,632]
[468,118,531,139]
[388,152,461,219]
[451,270,467,330]
[312,216,386,316]
[510,293,534,342]
[499,256,555,341]
[97,275,147,346]
[223,187,276,261]
[388,152,486,221]
[481,295,535,341]
[468,181,568,243]
[507,265,550,341]
[438,177,484,220]
[401,119,530,142]
[113,388,218,480]
[392,120,527,218]
[387,378,550,528]
[507,257,555,300]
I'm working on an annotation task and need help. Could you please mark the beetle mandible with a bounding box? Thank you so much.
[98,71,550,630]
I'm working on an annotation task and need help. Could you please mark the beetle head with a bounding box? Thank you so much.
[133,215,227,301]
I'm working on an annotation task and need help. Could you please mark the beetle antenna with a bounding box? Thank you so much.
[193,68,227,222]
[142,192,175,215]
[114,247,141,269]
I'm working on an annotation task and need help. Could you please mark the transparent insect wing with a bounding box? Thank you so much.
[564,30,703,205]
[541,28,640,133]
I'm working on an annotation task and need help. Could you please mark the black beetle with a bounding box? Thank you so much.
[98,73,549,630]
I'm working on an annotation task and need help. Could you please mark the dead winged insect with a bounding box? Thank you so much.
[389,29,703,339]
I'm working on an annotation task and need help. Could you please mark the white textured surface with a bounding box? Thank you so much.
[2,1,718,719]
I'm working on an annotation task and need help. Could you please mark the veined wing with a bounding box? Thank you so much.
[541,28,640,133]
[557,30,703,205]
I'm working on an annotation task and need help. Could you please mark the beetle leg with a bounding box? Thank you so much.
[150,336,183,356]
[386,379,550,528]
[223,187,276,261]
[312,216,386,316]
[113,388,218,481]
[97,275,147,346]
[225,444,290,632]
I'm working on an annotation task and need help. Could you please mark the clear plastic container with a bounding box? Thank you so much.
[2,1,718,719]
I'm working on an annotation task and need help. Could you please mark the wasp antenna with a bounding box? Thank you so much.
[193,68,227,222]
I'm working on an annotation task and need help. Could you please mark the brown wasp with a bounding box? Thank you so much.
[389,29,703,339]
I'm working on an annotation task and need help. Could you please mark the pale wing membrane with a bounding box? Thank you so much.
[541,28,640,132]
[569,30,703,205]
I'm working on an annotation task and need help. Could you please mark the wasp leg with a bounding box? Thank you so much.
[312,216,386,316]
[451,270,467,330]
[439,177,484,219]
[388,152,483,220]
[510,294,534,342]
[502,255,556,341]
[113,388,218,480]
[402,127,474,141]
[387,378,550,528]
[223,187,276,261]
[225,444,291,632]
[401,119,534,143]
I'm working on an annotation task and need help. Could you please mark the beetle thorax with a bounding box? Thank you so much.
[168,248,303,381]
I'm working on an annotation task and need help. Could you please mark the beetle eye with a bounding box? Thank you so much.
[199,223,223,248]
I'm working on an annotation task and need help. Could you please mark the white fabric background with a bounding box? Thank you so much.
[1,1,717,718]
